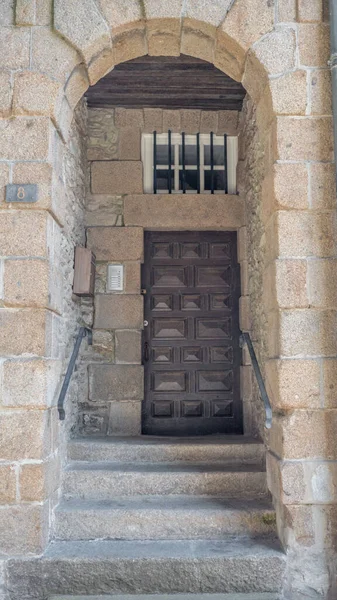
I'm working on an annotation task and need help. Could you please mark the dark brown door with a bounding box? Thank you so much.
[142,231,242,436]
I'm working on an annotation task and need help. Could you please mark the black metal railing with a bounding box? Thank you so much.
[240,332,272,429]
[153,130,228,194]
[57,327,92,420]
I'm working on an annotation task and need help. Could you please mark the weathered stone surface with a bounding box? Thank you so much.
[115,108,144,129]
[13,71,62,119]
[180,110,201,133]
[6,539,286,598]
[65,66,89,110]
[0,309,53,357]
[124,195,244,229]
[144,0,183,19]
[273,163,309,210]
[87,227,143,261]
[298,0,323,21]
[0,118,51,161]
[125,262,141,294]
[274,259,308,308]
[276,211,337,258]
[222,0,274,51]
[16,0,36,25]
[0,211,52,257]
[32,27,79,83]
[277,0,296,21]
[0,163,9,203]
[310,69,332,115]
[2,358,61,407]
[91,161,143,194]
[87,108,118,161]
[118,127,141,160]
[0,0,15,25]
[185,0,232,26]
[200,111,218,133]
[298,24,330,67]
[275,116,334,161]
[19,463,45,502]
[323,358,337,407]
[147,18,181,57]
[162,109,181,132]
[113,24,147,66]
[89,364,144,401]
[54,0,111,65]
[94,294,143,329]
[36,0,52,25]
[115,329,142,364]
[0,27,30,69]
[86,330,115,362]
[3,258,49,308]
[0,410,49,460]
[143,108,163,133]
[307,259,337,309]
[275,309,337,358]
[215,31,245,81]
[85,195,123,227]
[265,359,321,410]
[97,0,142,31]
[269,71,308,115]
[182,19,216,64]
[252,28,296,76]
[108,400,142,435]
[0,465,16,504]
[216,111,239,135]
[0,504,47,555]
[311,163,336,209]
[0,71,12,117]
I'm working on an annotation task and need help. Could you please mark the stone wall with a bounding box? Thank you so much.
[80,106,244,436]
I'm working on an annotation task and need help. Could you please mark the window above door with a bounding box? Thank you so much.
[142,132,238,195]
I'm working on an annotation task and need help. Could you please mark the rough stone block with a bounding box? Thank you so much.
[0,117,52,161]
[143,108,163,133]
[217,111,239,135]
[277,0,297,21]
[182,19,216,64]
[85,329,115,362]
[275,116,334,162]
[265,358,321,410]
[64,66,89,110]
[0,465,16,504]
[162,109,181,132]
[276,211,337,258]
[0,309,53,357]
[108,400,142,435]
[0,211,53,258]
[89,364,144,401]
[0,1,15,25]
[13,71,62,120]
[118,127,141,160]
[0,504,48,554]
[251,28,296,75]
[298,0,323,22]
[115,108,144,129]
[310,163,336,209]
[311,69,332,115]
[273,163,309,210]
[0,71,12,117]
[215,30,246,81]
[3,258,49,308]
[323,358,337,408]
[200,111,218,133]
[87,227,143,261]
[0,163,10,204]
[0,27,30,70]
[124,195,244,229]
[85,195,123,227]
[274,259,308,308]
[54,0,111,66]
[308,259,337,309]
[222,0,274,51]
[147,18,181,57]
[16,0,36,24]
[185,0,231,26]
[87,108,118,161]
[298,24,330,67]
[36,0,52,25]
[2,358,61,407]
[97,0,142,30]
[144,0,183,18]
[115,329,142,364]
[19,463,45,502]
[91,161,143,194]
[32,27,79,83]
[269,70,308,115]
[94,294,143,329]
[0,410,49,460]
[277,309,337,358]
[113,25,147,66]
[180,110,201,134]
[125,261,141,294]
[239,296,251,330]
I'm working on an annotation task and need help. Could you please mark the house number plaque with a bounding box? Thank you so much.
[6,184,38,203]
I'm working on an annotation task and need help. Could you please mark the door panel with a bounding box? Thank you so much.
[142,231,242,436]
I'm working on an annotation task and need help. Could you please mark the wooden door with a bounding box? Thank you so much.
[142,231,242,436]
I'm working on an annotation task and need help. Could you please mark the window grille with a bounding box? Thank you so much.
[142,132,238,195]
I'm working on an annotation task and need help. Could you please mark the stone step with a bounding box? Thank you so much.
[8,539,286,599]
[68,436,265,466]
[55,496,276,541]
[50,594,281,600]
[63,462,267,500]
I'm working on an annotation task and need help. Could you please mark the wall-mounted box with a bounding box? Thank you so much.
[108,264,124,292]
[73,246,96,297]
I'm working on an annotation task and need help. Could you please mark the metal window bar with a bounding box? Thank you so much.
[182,131,186,193]
[168,129,172,194]
[153,130,157,194]
[58,327,93,420]
[210,131,214,194]
[224,133,228,194]
[239,332,272,429]
[197,133,200,194]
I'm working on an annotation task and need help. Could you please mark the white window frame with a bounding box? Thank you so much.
[142,133,238,195]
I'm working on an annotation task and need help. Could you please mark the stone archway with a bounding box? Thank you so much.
[1,1,335,597]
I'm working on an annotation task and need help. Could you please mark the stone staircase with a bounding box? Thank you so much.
[7,436,286,600]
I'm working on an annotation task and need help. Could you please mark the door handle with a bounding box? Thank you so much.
[144,342,150,362]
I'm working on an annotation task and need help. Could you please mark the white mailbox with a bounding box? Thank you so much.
[107,264,124,291]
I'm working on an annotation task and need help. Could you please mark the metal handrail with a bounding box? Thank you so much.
[57,327,93,421]
[239,331,272,429]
